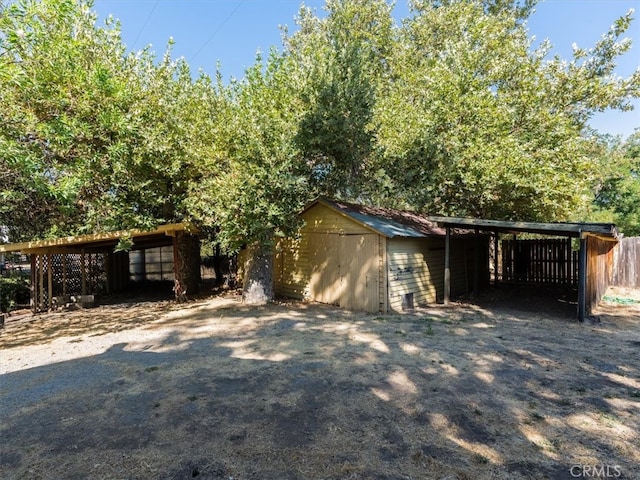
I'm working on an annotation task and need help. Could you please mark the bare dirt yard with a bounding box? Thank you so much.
[1,286,639,480]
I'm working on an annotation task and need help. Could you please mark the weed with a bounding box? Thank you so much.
[525,411,545,424]
[600,412,619,427]
[145,366,160,373]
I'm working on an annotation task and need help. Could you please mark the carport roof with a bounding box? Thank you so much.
[0,223,194,254]
[428,216,619,240]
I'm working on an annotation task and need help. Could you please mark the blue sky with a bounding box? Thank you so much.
[92,0,640,138]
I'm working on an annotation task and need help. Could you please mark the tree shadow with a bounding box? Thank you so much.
[1,298,638,479]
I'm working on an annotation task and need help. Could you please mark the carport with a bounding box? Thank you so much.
[0,223,197,313]
[429,217,619,321]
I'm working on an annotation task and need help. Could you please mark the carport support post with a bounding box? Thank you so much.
[47,252,53,311]
[444,226,451,305]
[474,228,479,295]
[30,254,36,313]
[578,231,587,322]
[493,232,499,285]
[38,254,44,312]
[81,250,87,296]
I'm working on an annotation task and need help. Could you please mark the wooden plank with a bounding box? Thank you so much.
[341,234,379,312]
[613,237,640,287]
[0,222,193,254]
[308,233,341,306]
[81,251,87,296]
[578,234,587,322]
[38,255,44,312]
[380,235,388,313]
[444,227,451,305]
[30,254,36,313]
[47,253,53,311]
[493,233,499,285]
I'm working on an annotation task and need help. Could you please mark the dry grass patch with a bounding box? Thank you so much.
[1,287,638,479]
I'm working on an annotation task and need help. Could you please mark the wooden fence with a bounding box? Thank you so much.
[501,238,578,285]
[613,237,640,288]
[586,236,616,313]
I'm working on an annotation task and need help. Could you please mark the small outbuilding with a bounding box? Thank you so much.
[0,223,200,313]
[428,216,620,321]
[273,198,489,312]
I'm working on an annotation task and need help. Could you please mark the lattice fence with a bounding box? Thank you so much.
[32,253,107,312]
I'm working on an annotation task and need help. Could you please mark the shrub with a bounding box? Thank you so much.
[0,274,30,312]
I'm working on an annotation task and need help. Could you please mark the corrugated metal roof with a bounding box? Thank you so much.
[307,198,446,238]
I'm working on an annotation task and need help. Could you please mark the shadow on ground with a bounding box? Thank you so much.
[1,293,639,479]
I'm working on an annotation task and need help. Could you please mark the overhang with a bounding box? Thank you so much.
[428,216,619,241]
[0,223,195,255]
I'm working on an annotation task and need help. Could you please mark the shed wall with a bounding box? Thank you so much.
[274,203,383,311]
[301,203,374,235]
[274,204,490,313]
[387,237,484,311]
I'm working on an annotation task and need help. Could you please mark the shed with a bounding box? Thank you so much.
[0,223,199,312]
[273,198,489,312]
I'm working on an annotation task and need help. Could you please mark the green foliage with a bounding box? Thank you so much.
[186,50,312,251]
[592,131,640,235]
[0,273,30,313]
[288,0,394,200]
[1,0,638,257]
[0,0,219,240]
[373,0,638,221]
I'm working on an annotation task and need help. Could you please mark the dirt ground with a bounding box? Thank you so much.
[0,286,639,480]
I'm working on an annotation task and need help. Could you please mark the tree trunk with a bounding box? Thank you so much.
[173,231,201,301]
[242,242,274,305]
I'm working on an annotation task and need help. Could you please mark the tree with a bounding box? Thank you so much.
[0,0,215,296]
[592,131,640,236]
[373,0,640,220]
[0,0,130,240]
[186,50,312,304]
[287,0,394,201]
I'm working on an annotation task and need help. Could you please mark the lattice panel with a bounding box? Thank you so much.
[33,253,108,312]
